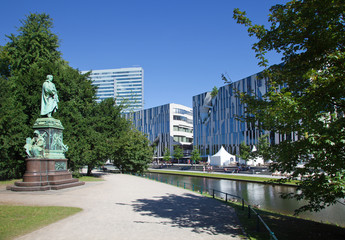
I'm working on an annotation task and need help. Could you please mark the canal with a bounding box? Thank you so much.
[146,172,345,227]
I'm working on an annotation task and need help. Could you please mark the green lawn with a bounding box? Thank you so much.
[0,179,20,187]
[78,175,104,182]
[0,205,82,240]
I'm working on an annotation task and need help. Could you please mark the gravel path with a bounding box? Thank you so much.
[0,173,243,240]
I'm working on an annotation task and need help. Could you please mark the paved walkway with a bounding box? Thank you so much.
[0,173,243,240]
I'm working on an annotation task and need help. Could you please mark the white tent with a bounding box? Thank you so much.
[210,146,236,166]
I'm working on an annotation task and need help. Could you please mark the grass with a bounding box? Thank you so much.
[225,200,345,240]
[0,179,20,187]
[78,175,104,182]
[147,169,298,185]
[0,205,82,240]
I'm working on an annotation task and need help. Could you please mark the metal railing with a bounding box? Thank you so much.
[130,172,278,240]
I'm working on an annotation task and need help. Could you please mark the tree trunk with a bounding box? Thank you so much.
[87,165,93,176]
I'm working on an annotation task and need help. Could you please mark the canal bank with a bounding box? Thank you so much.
[147,168,297,187]
[145,170,345,228]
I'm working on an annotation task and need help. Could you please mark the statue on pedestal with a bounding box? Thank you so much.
[41,75,59,118]
[8,74,84,191]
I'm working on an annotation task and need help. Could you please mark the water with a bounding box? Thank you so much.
[147,172,345,227]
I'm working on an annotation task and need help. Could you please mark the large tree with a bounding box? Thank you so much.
[0,74,28,179]
[0,13,63,179]
[4,13,61,125]
[232,0,345,213]
[112,128,153,173]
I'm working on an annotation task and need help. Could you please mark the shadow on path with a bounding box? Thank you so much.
[128,193,242,237]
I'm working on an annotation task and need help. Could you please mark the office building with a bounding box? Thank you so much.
[82,67,144,112]
[193,72,295,157]
[126,103,193,161]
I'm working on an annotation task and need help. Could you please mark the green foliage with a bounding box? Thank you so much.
[233,0,345,213]
[0,13,63,179]
[173,146,184,163]
[210,86,218,98]
[252,134,271,162]
[112,128,153,173]
[190,148,201,164]
[0,76,28,180]
[237,141,251,163]
[0,13,151,179]
[163,148,172,162]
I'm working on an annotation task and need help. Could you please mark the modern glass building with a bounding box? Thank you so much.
[82,67,144,113]
[193,72,295,158]
[126,103,193,161]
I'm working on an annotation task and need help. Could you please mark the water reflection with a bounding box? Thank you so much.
[147,172,345,227]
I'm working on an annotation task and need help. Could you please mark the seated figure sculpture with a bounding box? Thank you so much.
[24,130,46,158]
[41,75,59,118]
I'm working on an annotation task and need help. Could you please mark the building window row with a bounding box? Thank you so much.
[173,125,193,133]
[173,115,193,124]
[174,108,193,116]
[173,135,193,143]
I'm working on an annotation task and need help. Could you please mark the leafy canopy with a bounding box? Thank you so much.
[233,0,345,213]
[0,13,152,178]
[163,148,172,162]
[173,146,184,161]
[190,148,201,164]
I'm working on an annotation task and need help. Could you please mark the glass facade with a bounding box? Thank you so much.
[126,103,193,161]
[193,72,295,157]
[82,67,144,113]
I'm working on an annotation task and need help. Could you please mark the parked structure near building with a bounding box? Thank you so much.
[193,72,296,158]
[126,103,193,162]
[82,67,144,113]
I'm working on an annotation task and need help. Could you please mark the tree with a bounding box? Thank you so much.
[0,13,152,178]
[0,75,28,179]
[173,146,184,165]
[253,134,271,163]
[163,148,172,164]
[210,86,218,98]
[190,148,201,166]
[4,13,61,126]
[232,0,345,213]
[112,128,153,173]
[237,141,251,165]
[0,13,64,179]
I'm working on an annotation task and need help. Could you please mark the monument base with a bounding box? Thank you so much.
[7,158,84,191]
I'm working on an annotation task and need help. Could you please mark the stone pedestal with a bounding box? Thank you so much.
[7,118,84,191]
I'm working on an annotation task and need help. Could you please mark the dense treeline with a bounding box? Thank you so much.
[0,13,152,180]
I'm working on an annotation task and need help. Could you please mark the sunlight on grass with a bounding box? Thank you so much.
[0,179,20,186]
[0,205,82,240]
[78,176,104,182]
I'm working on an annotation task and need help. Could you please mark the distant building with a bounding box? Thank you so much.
[126,103,193,162]
[82,67,144,113]
[193,72,296,158]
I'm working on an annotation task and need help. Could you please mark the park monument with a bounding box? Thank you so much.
[8,75,84,191]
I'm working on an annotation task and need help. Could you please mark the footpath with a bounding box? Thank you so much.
[0,173,243,240]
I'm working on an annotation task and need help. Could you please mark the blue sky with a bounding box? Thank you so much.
[0,0,287,109]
